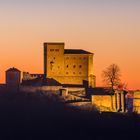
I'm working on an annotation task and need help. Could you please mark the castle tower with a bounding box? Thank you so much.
[6,67,21,92]
[44,42,96,87]
[44,43,65,83]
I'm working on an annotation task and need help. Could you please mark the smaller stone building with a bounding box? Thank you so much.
[21,77,62,94]
[6,67,21,92]
[133,90,140,113]
[91,87,127,112]
[22,72,44,81]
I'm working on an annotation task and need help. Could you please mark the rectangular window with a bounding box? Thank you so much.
[50,49,54,51]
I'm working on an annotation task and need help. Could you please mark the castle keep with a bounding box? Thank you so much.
[44,42,95,87]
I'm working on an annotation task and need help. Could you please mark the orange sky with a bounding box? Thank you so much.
[0,0,140,90]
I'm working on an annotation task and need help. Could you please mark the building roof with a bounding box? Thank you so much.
[87,87,113,95]
[22,77,62,86]
[64,49,93,54]
[44,42,65,46]
[6,67,20,72]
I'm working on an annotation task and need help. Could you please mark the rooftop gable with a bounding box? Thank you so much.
[64,49,93,54]
[6,67,20,72]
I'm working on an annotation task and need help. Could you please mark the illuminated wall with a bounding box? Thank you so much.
[92,95,113,112]
[133,90,140,113]
[44,42,95,87]
[44,43,64,78]
[92,91,126,112]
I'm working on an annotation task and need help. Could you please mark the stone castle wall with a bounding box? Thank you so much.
[133,91,140,113]
[20,85,62,94]
[92,92,126,112]
[44,43,95,87]
[92,95,114,112]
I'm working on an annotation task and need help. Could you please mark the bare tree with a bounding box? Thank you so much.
[102,64,121,111]
[102,64,121,92]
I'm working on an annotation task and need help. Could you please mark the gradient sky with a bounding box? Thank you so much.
[0,0,140,90]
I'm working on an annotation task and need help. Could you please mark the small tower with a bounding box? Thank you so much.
[6,67,21,92]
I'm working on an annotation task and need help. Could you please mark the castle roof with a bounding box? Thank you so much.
[87,87,113,95]
[44,42,65,46]
[6,67,20,72]
[64,49,93,54]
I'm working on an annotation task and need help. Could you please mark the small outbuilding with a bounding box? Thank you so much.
[6,67,21,92]
[90,87,127,112]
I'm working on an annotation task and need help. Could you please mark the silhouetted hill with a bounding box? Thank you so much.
[0,91,139,139]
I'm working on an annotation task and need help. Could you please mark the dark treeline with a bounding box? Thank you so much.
[0,91,139,139]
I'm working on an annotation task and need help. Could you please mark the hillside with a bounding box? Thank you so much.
[0,91,139,139]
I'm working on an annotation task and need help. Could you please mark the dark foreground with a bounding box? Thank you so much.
[0,91,139,140]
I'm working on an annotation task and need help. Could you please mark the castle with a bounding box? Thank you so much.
[3,42,140,113]
[44,42,96,87]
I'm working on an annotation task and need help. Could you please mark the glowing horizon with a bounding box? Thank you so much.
[0,0,140,90]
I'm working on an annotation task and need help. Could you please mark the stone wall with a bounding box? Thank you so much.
[20,85,62,94]
[91,92,126,112]
[133,90,140,113]
[44,43,95,87]
[66,87,85,92]
[92,95,114,112]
